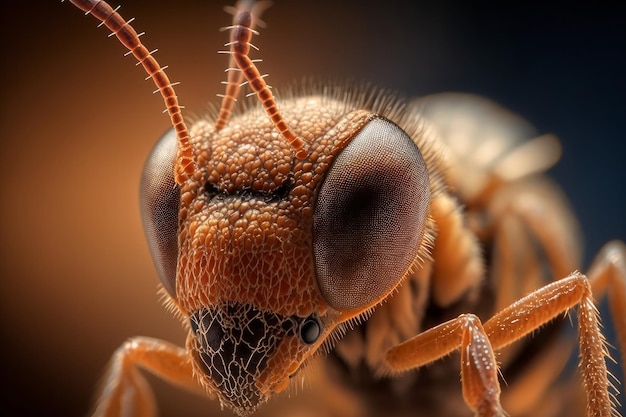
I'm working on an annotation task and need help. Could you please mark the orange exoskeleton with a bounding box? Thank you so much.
[64,1,625,417]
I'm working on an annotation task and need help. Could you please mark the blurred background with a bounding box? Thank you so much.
[1,1,624,416]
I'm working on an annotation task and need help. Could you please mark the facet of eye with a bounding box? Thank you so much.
[139,129,180,299]
[313,117,430,312]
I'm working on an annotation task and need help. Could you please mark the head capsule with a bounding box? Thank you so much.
[141,96,432,415]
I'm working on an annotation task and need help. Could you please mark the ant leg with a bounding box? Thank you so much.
[91,336,202,417]
[385,314,506,417]
[386,251,625,417]
[489,211,578,414]
[586,240,626,380]
[482,264,624,417]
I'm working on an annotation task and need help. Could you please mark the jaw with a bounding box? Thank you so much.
[187,302,312,415]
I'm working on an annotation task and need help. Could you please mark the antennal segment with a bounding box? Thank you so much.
[223,7,308,159]
[214,1,266,130]
[65,0,195,184]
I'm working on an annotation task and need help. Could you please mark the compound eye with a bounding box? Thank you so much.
[139,129,180,299]
[313,118,430,312]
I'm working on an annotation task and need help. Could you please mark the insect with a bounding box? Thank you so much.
[59,1,626,417]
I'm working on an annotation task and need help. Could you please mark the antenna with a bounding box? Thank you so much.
[218,6,308,159]
[64,0,195,184]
